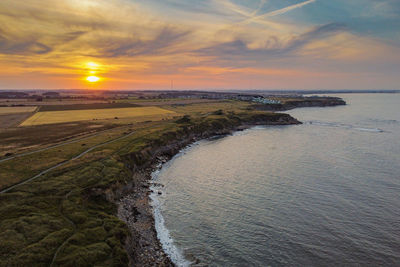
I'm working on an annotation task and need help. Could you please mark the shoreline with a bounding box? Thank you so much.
[149,129,264,266]
[150,162,193,267]
[115,114,301,266]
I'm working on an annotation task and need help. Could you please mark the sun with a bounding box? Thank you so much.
[82,61,104,84]
[86,76,100,83]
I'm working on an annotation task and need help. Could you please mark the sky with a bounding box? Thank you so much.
[0,0,400,90]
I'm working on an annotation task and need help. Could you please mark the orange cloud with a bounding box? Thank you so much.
[0,0,399,90]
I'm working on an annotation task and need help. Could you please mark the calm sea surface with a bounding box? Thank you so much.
[150,94,400,266]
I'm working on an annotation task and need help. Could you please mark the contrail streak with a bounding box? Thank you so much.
[243,0,316,25]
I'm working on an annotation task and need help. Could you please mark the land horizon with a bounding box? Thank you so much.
[1,88,399,94]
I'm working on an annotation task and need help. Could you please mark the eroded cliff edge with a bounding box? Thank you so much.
[108,112,300,266]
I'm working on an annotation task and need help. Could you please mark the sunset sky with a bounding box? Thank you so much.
[1,0,399,90]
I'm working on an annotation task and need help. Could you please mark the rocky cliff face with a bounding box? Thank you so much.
[111,113,300,266]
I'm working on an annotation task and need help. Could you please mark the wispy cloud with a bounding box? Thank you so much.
[0,0,399,90]
[194,23,347,62]
[100,27,191,58]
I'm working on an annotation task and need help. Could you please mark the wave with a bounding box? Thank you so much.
[353,127,384,133]
[307,121,384,133]
[367,118,399,125]
[150,167,192,267]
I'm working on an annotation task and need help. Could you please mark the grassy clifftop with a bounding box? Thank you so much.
[254,96,346,111]
[0,108,299,266]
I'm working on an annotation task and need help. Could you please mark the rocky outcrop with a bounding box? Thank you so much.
[253,97,346,111]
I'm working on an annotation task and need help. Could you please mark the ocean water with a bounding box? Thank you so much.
[150,94,400,266]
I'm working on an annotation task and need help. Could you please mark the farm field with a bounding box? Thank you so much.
[0,113,33,129]
[126,98,220,106]
[21,106,177,126]
[0,106,37,114]
[0,98,108,106]
[0,121,117,155]
[38,102,138,111]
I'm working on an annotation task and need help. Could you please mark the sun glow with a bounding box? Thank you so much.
[87,62,100,68]
[86,76,100,82]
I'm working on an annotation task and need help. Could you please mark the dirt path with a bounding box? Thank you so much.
[0,132,135,194]
[50,189,77,267]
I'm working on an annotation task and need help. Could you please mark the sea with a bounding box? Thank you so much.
[150,94,400,266]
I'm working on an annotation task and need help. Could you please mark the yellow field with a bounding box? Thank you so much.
[20,107,177,126]
[0,106,37,115]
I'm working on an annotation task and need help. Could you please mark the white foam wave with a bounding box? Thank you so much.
[354,127,384,132]
[308,121,384,133]
[368,118,399,125]
[150,167,192,267]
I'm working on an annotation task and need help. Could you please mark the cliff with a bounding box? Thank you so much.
[111,112,300,266]
[253,96,346,111]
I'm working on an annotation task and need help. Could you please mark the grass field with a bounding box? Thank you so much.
[0,125,136,190]
[162,100,249,115]
[38,103,139,112]
[21,107,176,126]
[0,113,33,129]
[0,120,185,266]
[0,106,37,114]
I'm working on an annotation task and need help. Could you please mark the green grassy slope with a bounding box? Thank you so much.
[0,102,298,266]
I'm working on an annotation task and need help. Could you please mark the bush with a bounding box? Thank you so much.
[212,109,224,115]
[175,115,191,124]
